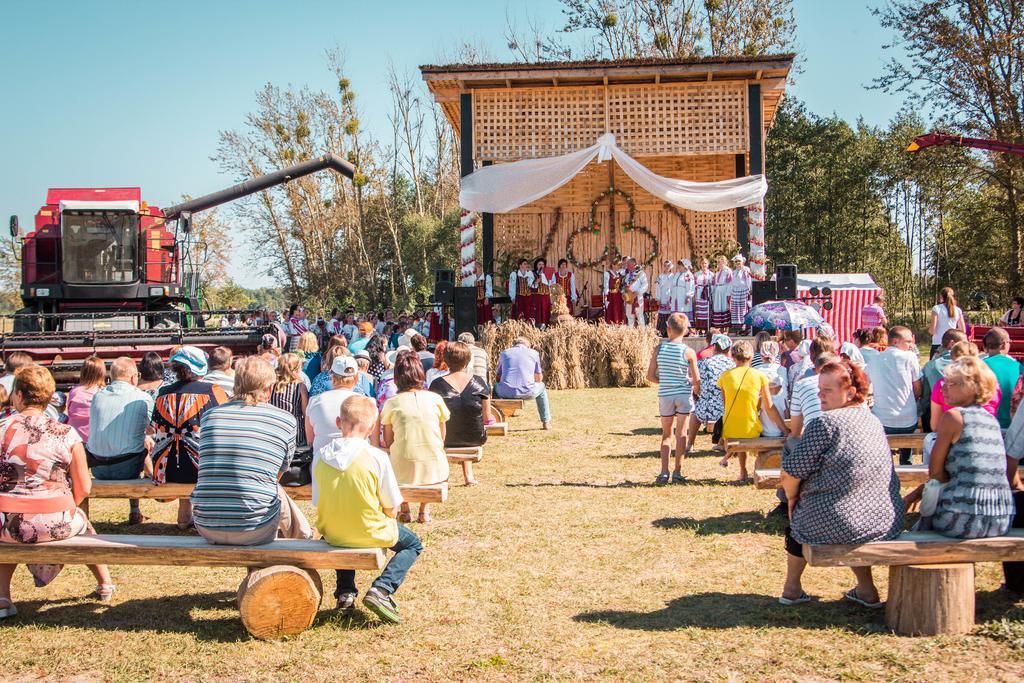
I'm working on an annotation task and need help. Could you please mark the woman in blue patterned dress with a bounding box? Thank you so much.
[920,357,1014,538]
[690,334,735,450]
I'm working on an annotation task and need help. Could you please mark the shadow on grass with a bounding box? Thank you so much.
[574,592,887,633]
[506,478,726,490]
[90,521,198,536]
[15,589,387,641]
[609,427,663,436]
[653,512,786,536]
[604,449,721,460]
[976,589,1024,622]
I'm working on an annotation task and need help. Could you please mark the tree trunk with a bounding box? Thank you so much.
[237,565,323,639]
[885,563,975,636]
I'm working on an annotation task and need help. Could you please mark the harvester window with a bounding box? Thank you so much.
[61,211,139,284]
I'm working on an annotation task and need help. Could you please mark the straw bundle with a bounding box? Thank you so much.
[479,319,658,389]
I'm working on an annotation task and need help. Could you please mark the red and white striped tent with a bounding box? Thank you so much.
[796,273,882,343]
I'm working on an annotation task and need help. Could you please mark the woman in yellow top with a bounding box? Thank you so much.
[718,340,789,483]
[381,350,450,523]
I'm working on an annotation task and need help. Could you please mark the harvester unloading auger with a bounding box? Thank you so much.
[4,155,355,382]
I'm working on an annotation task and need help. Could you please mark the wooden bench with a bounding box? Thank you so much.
[90,480,448,504]
[486,421,509,437]
[754,465,929,490]
[730,433,927,470]
[492,399,525,417]
[0,534,385,639]
[804,530,1024,636]
[446,446,483,486]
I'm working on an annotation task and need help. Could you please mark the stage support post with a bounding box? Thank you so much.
[458,93,479,335]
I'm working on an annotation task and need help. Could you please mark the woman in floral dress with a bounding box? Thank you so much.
[0,365,115,618]
[690,334,736,450]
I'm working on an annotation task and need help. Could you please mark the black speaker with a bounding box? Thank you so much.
[453,286,477,338]
[776,263,798,299]
[752,280,777,306]
[433,269,455,304]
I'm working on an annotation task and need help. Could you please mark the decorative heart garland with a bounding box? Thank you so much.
[566,186,659,271]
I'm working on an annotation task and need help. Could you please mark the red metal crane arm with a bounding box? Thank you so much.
[907,132,1024,157]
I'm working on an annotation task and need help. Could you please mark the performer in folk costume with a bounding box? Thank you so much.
[553,258,577,313]
[729,254,753,333]
[693,258,713,331]
[655,259,677,336]
[673,259,696,329]
[603,257,626,324]
[531,257,554,327]
[508,259,535,321]
[472,262,494,325]
[428,301,443,341]
[623,257,650,328]
[710,255,733,329]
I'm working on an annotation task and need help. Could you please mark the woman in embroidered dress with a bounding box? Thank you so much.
[693,258,713,331]
[711,256,733,329]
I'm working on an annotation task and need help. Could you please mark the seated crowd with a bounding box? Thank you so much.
[647,311,1024,603]
[0,316,509,624]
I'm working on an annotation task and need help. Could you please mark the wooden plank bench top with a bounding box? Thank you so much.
[445,446,483,463]
[486,421,508,436]
[90,480,448,504]
[0,534,386,570]
[754,465,928,490]
[727,432,926,455]
[492,399,525,416]
[804,529,1024,567]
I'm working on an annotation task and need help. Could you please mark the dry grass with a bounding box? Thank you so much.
[1,387,1022,682]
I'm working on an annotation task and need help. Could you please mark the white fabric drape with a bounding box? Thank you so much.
[459,133,767,214]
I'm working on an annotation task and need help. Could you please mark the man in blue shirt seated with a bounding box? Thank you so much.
[86,356,155,525]
[494,337,552,430]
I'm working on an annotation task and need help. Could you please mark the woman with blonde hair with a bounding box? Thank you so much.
[270,353,309,448]
[0,365,115,615]
[928,286,965,358]
[66,355,106,441]
[192,357,312,545]
[295,331,320,361]
[928,341,999,428]
[911,357,1014,538]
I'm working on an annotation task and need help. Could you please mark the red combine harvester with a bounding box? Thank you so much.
[4,155,355,383]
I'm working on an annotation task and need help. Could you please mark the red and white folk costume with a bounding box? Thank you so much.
[711,266,733,328]
[673,261,695,322]
[532,269,554,327]
[508,268,535,321]
[553,270,577,311]
[693,266,713,330]
[474,272,494,324]
[603,266,626,324]
[729,255,753,328]
[623,264,649,328]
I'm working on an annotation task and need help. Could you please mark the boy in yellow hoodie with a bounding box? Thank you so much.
[313,394,422,623]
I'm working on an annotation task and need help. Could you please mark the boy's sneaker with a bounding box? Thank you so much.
[336,593,357,611]
[671,473,686,484]
[655,473,670,485]
[363,586,402,624]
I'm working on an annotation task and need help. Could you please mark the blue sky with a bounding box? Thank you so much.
[1,0,905,288]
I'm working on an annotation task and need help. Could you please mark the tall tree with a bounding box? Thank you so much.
[875,0,1024,291]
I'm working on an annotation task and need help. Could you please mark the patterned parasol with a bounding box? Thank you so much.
[744,301,824,331]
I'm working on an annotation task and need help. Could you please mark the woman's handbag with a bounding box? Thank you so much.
[280,446,314,487]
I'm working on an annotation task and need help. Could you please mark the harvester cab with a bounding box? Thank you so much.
[3,154,356,381]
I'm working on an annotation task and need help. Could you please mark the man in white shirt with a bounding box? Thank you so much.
[673,259,695,326]
[622,257,649,328]
[789,351,838,436]
[865,326,922,464]
[654,259,676,336]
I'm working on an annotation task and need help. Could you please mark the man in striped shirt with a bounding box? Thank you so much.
[646,313,701,484]
[192,358,313,545]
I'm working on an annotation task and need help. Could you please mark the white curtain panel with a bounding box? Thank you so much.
[459,133,767,214]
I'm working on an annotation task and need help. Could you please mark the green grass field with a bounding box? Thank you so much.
[1,387,1021,681]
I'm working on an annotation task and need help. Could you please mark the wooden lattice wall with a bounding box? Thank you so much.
[492,154,739,299]
[473,82,748,162]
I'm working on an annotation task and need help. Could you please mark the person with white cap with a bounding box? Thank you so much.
[305,354,361,453]
[673,259,695,331]
[654,259,677,336]
[623,256,649,328]
[730,254,753,334]
[150,345,230,528]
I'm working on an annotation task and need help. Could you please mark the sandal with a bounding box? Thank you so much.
[95,584,117,603]
[778,591,811,606]
[397,510,412,524]
[0,598,17,619]
[671,473,687,484]
[843,587,882,609]
[655,473,670,485]
[417,512,431,524]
